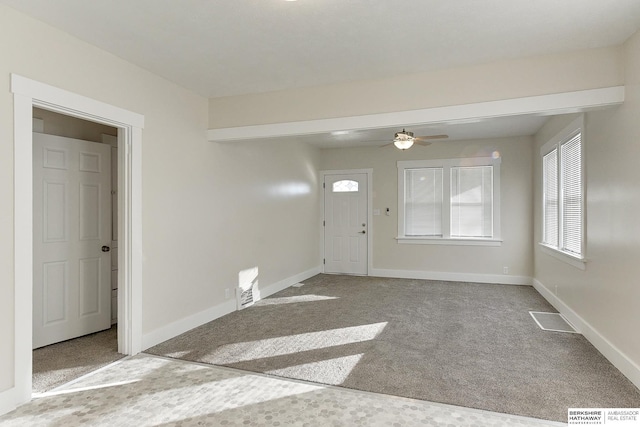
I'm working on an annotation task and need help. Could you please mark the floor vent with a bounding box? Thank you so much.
[529,311,578,333]
[292,282,305,288]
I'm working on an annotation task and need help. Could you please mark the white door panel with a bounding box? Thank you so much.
[324,174,368,275]
[42,261,67,324]
[33,133,111,349]
[43,180,67,242]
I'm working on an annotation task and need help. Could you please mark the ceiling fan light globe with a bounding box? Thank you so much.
[393,139,414,150]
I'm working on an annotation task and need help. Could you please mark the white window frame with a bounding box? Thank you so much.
[539,115,586,270]
[397,157,501,246]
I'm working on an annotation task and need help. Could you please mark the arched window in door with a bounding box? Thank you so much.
[332,180,359,192]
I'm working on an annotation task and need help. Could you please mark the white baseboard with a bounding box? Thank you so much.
[0,387,16,417]
[141,299,236,351]
[532,278,640,391]
[370,268,532,286]
[258,266,322,299]
[141,266,322,350]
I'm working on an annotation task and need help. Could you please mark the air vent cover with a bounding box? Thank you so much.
[237,267,260,310]
[529,311,577,333]
[238,286,254,309]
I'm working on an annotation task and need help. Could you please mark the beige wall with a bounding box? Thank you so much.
[533,30,640,372]
[320,136,533,279]
[143,138,320,330]
[209,47,623,128]
[32,107,117,142]
[0,4,320,394]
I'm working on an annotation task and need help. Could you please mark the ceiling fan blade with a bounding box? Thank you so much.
[415,134,448,140]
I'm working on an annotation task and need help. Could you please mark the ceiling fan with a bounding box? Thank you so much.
[382,129,448,150]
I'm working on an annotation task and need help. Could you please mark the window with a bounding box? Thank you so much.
[542,149,558,247]
[540,115,585,264]
[332,180,359,192]
[451,166,493,238]
[397,157,501,245]
[405,168,442,236]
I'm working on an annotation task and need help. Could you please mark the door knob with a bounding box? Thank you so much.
[359,230,366,234]
[102,246,111,252]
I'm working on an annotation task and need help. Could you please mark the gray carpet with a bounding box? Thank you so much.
[33,326,124,393]
[146,274,640,422]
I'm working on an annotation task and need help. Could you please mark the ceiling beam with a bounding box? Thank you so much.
[207,86,624,142]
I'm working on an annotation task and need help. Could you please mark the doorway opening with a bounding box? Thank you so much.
[321,169,373,276]
[31,109,125,393]
[11,74,143,406]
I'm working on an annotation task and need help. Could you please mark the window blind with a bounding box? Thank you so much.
[405,168,443,236]
[560,134,582,255]
[543,149,559,247]
[450,166,493,237]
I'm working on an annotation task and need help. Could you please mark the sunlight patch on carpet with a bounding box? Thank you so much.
[208,322,387,364]
[266,354,363,385]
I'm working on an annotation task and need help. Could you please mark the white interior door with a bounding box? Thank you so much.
[324,173,368,275]
[33,132,112,349]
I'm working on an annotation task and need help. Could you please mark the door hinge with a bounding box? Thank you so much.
[323,220,325,226]
[323,182,326,189]
[323,258,325,265]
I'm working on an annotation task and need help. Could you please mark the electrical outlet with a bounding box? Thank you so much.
[225,288,230,299]
[503,266,509,274]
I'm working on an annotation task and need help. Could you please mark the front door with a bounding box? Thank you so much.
[33,132,112,349]
[324,173,368,275]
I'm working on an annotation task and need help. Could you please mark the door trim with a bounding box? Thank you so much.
[320,169,373,275]
[11,74,144,406]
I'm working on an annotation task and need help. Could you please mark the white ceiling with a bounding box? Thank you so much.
[4,1,639,147]
[3,0,640,99]
[297,115,550,149]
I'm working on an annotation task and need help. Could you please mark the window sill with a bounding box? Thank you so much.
[538,243,586,270]
[396,237,502,246]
